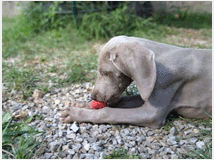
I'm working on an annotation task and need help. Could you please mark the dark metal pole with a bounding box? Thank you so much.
[72,1,78,28]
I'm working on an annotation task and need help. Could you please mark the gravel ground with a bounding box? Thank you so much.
[2,83,212,159]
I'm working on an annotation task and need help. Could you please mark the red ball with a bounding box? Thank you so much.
[90,100,107,109]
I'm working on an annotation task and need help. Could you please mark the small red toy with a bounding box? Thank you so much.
[90,100,107,109]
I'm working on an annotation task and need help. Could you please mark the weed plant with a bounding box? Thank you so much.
[103,148,139,159]
[2,112,42,159]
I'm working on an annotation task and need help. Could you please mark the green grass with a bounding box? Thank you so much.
[2,63,43,99]
[2,112,43,159]
[161,115,182,131]
[2,18,99,100]
[182,142,212,159]
[165,116,212,159]
[103,148,139,159]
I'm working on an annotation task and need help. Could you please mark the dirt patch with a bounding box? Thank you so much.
[166,28,212,48]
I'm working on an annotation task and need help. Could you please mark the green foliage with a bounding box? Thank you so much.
[78,5,159,40]
[2,112,42,159]
[76,1,113,11]
[2,2,73,58]
[154,10,212,29]
[103,148,139,159]
[22,2,72,33]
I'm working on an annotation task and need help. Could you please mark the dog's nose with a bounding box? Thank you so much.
[91,90,105,102]
[91,91,97,100]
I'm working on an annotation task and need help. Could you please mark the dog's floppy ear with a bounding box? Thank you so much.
[109,41,156,101]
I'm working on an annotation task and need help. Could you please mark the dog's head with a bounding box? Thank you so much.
[91,36,156,104]
[91,50,132,104]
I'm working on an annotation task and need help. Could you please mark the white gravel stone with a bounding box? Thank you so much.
[129,148,136,154]
[170,127,178,135]
[173,121,185,130]
[171,154,179,159]
[148,149,157,155]
[42,106,50,110]
[145,141,152,147]
[167,136,177,145]
[184,130,193,135]
[91,142,102,151]
[67,149,75,155]
[70,121,79,133]
[189,138,198,144]
[139,153,147,159]
[44,153,53,159]
[49,141,61,152]
[196,141,205,149]
[165,147,174,154]
[22,105,29,110]
[193,128,199,133]
[162,155,169,159]
[146,130,155,136]
[66,133,76,139]
[84,144,90,151]
[55,99,61,105]
[59,130,66,137]
[108,145,115,151]
[100,152,107,159]
[33,89,43,100]
[180,140,188,145]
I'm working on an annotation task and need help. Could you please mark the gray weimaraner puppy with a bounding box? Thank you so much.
[61,35,212,129]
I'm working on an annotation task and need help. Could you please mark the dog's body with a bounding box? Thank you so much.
[62,36,211,129]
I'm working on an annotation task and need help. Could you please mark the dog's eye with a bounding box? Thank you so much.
[100,71,110,76]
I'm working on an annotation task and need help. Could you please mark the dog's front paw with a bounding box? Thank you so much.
[61,101,91,123]
[61,106,81,123]
[61,100,98,123]
[61,107,74,123]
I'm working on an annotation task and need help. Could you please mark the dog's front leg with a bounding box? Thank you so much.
[99,102,166,129]
[61,101,166,129]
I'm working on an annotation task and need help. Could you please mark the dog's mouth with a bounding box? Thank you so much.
[105,94,121,105]
[91,94,120,105]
